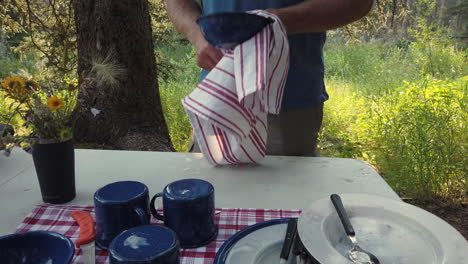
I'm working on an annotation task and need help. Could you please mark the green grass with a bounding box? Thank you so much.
[321,77,467,200]
[323,39,467,96]
[157,43,198,152]
[320,38,467,200]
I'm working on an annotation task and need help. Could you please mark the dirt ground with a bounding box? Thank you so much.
[405,198,468,240]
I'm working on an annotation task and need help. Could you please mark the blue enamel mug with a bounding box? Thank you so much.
[109,225,180,264]
[94,181,150,249]
[150,179,218,248]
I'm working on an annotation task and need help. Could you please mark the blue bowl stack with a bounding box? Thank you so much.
[196,12,274,49]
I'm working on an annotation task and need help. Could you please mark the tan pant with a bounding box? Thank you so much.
[189,103,324,157]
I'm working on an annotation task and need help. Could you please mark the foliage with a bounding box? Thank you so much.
[0,75,78,156]
[321,35,467,200]
[323,40,420,96]
[409,19,467,79]
[324,29,467,96]
[354,77,467,200]
[321,77,467,200]
[0,34,38,78]
[335,0,412,39]
[0,0,76,80]
[320,22,467,200]
[148,0,188,82]
[0,0,174,81]
[0,0,26,38]
[332,0,461,41]
[447,0,468,38]
[157,43,198,152]
[149,0,174,44]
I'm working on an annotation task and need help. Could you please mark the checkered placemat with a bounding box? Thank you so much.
[16,205,301,264]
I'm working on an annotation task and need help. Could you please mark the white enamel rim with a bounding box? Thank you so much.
[297,193,468,264]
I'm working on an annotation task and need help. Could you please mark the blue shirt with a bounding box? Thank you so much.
[200,0,328,110]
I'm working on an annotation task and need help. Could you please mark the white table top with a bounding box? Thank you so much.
[0,149,399,236]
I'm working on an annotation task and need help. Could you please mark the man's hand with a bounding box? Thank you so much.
[193,37,223,71]
[165,0,223,70]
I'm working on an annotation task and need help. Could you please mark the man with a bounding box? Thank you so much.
[166,0,374,156]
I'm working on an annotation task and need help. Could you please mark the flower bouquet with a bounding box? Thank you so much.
[0,76,78,204]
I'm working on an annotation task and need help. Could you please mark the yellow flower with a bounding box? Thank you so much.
[1,76,25,89]
[47,96,65,111]
[1,76,31,101]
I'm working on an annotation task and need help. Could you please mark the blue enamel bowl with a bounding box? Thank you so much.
[196,12,274,49]
[214,218,293,264]
[0,231,75,264]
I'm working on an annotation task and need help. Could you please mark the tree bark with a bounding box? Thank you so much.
[73,0,174,151]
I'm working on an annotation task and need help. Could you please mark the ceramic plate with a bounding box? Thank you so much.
[298,193,468,264]
[214,218,298,264]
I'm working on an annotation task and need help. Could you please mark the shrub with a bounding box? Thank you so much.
[353,77,467,200]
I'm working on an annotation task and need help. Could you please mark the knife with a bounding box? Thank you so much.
[71,210,96,264]
[280,218,297,264]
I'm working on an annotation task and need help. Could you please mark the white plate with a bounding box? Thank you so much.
[298,193,468,264]
[214,218,299,264]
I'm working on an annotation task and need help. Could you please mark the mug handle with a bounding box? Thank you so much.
[150,193,165,221]
[133,206,150,225]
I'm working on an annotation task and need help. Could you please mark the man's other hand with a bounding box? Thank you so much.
[194,37,223,71]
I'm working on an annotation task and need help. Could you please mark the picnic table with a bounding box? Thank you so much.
[0,149,400,237]
[0,149,404,263]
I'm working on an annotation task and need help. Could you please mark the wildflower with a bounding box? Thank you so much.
[1,76,25,89]
[47,96,65,111]
[1,76,31,101]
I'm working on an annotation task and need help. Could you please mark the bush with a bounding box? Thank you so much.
[359,77,467,200]
[323,77,467,200]
[409,23,467,80]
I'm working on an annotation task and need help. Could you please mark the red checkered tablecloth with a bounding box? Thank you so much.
[16,205,301,264]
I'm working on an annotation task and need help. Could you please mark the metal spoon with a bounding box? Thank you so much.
[330,194,380,264]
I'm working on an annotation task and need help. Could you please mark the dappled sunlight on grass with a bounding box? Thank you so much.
[157,44,198,152]
[321,77,467,200]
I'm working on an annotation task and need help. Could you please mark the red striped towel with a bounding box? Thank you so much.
[183,11,290,165]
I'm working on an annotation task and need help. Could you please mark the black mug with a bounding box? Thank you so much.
[150,179,218,248]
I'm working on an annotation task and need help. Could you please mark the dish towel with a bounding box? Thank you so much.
[182,10,290,165]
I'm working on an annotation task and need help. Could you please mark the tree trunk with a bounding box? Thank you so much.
[73,0,174,151]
